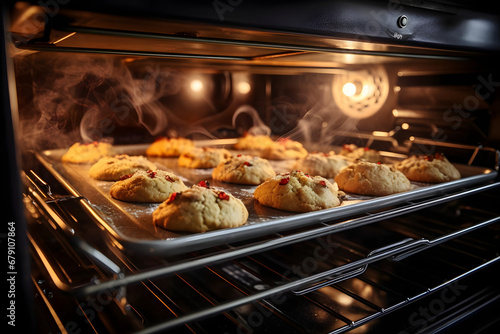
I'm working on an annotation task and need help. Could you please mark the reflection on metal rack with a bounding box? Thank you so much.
[25,154,500,333]
[118,196,500,334]
[25,161,500,295]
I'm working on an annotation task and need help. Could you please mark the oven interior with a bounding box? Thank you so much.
[5,2,500,333]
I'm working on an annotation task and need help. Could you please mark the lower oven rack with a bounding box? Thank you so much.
[30,213,500,334]
[26,160,500,333]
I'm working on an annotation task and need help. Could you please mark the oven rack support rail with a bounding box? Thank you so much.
[26,169,500,293]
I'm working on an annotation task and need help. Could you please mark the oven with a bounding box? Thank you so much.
[3,1,500,333]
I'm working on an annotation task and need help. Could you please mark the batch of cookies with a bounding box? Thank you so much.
[61,135,461,234]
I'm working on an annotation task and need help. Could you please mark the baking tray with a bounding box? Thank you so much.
[37,144,498,255]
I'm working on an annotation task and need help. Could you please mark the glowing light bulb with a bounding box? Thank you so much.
[402,123,409,130]
[237,81,251,94]
[342,82,357,97]
[190,79,203,92]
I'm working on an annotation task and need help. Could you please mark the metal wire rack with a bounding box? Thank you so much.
[25,156,500,333]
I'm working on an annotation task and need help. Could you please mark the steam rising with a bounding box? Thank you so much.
[16,53,370,153]
[17,54,183,150]
[232,105,271,136]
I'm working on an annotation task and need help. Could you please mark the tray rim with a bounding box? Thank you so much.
[36,146,498,256]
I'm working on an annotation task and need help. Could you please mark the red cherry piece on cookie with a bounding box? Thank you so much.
[198,180,210,188]
[279,177,290,185]
[217,192,230,201]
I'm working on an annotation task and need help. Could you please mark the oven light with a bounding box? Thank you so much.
[237,81,251,94]
[190,79,204,92]
[402,123,409,130]
[342,82,357,97]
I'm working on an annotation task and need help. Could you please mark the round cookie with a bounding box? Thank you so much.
[153,181,249,233]
[89,154,157,181]
[178,147,232,169]
[234,134,274,151]
[334,161,411,196]
[253,170,344,212]
[261,138,308,160]
[146,137,194,157]
[212,154,276,185]
[339,144,382,163]
[394,153,461,183]
[110,169,187,202]
[293,152,349,178]
[62,141,115,164]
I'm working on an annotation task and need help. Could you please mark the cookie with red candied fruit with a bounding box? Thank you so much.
[335,161,411,196]
[339,144,382,163]
[62,141,115,164]
[146,137,194,157]
[234,133,274,151]
[89,154,157,181]
[212,154,275,185]
[293,151,349,178]
[178,147,232,169]
[260,138,308,160]
[153,181,248,233]
[394,153,460,183]
[110,169,186,202]
[253,170,344,212]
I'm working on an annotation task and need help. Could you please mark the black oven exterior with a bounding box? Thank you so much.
[3,1,500,333]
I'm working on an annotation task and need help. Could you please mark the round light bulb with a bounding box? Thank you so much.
[190,79,203,92]
[342,82,357,97]
[237,81,251,94]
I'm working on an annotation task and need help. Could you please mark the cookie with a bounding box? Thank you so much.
[62,141,115,164]
[339,144,382,163]
[153,181,248,233]
[334,161,411,196]
[253,170,344,212]
[212,154,276,185]
[89,154,157,181]
[293,152,349,178]
[178,147,232,169]
[109,169,187,202]
[394,153,461,183]
[146,137,194,157]
[261,138,308,160]
[234,134,274,151]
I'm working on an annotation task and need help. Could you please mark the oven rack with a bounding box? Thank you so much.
[25,162,500,294]
[142,257,500,334]
[28,185,500,333]
[25,157,500,331]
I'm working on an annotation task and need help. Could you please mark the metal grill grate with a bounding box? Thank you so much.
[27,167,500,333]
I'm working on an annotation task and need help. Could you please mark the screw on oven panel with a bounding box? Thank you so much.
[397,15,408,28]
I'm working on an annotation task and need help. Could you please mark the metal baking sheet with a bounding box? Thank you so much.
[37,144,498,256]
